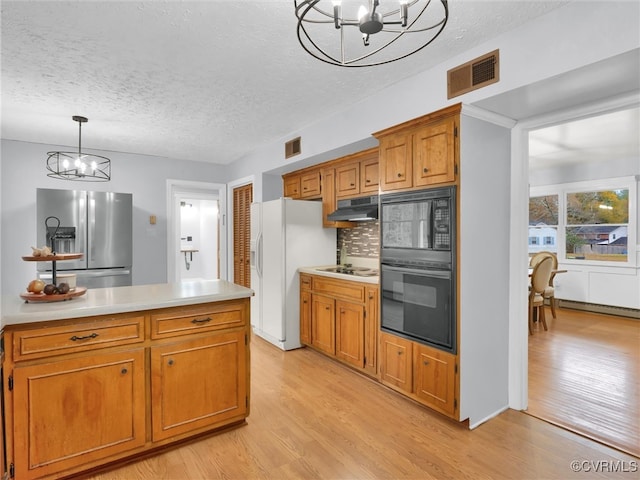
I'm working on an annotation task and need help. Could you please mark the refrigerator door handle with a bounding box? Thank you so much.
[256,232,263,278]
[88,194,96,262]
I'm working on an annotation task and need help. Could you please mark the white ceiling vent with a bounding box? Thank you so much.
[447,49,499,99]
[285,137,301,159]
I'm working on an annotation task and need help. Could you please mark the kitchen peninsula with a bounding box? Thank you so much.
[1,280,252,480]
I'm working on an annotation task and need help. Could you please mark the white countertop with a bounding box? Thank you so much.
[1,280,254,326]
[298,265,380,284]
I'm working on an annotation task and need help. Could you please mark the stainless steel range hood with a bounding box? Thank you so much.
[327,195,379,222]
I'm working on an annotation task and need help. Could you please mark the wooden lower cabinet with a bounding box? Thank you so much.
[311,294,336,355]
[2,299,250,480]
[379,332,413,393]
[379,331,458,419]
[335,300,365,368]
[151,330,247,442]
[301,274,378,376]
[414,344,457,417]
[12,349,145,480]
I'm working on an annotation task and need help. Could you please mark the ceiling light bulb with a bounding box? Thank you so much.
[62,159,69,169]
[80,162,87,173]
[74,158,82,168]
[331,0,341,5]
[91,161,97,171]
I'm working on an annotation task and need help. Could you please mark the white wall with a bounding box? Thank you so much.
[458,113,512,426]
[0,140,228,296]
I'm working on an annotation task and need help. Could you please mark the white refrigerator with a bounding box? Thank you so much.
[250,198,336,350]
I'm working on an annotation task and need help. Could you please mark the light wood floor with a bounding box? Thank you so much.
[83,332,638,479]
[528,306,640,458]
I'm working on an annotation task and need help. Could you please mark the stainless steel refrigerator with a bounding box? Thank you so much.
[36,188,133,288]
[250,198,336,350]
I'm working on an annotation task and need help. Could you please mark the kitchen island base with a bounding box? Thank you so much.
[1,281,252,480]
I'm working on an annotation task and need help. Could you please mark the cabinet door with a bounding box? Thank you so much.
[12,349,146,480]
[360,156,379,194]
[335,300,364,368]
[321,167,354,228]
[413,117,456,187]
[311,294,335,355]
[300,170,321,198]
[379,133,412,191]
[284,175,301,199]
[300,289,312,345]
[379,332,413,393]
[414,344,457,417]
[364,287,379,375]
[151,330,247,442]
[335,162,360,198]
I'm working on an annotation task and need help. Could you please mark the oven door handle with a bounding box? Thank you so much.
[381,264,451,279]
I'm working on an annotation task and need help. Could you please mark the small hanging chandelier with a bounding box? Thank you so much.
[46,116,111,182]
[295,0,449,67]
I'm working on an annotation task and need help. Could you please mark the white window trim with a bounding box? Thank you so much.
[530,176,637,267]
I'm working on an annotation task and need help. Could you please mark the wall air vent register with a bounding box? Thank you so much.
[285,137,302,159]
[447,49,499,99]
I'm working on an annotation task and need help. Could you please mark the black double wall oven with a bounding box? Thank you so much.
[380,186,457,354]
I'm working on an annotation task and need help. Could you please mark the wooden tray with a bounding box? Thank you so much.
[22,253,83,262]
[20,287,87,303]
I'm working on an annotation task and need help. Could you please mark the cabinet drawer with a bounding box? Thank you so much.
[151,301,246,339]
[312,276,365,303]
[300,274,312,291]
[12,315,145,362]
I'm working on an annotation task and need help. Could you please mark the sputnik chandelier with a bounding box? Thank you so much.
[295,0,449,67]
[46,116,111,182]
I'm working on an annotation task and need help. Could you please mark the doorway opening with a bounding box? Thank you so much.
[523,106,639,456]
[166,180,227,283]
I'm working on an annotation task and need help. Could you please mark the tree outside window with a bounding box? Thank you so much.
[565,189,628,262]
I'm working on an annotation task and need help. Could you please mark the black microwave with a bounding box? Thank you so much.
[380,186,456,268]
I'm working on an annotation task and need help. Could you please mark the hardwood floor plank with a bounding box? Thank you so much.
[528,306,640,457]
[83,332,638,479]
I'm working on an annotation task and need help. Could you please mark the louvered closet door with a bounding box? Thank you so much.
[233,184,253,287]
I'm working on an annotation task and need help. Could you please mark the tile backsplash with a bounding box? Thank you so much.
[337,221,380,262]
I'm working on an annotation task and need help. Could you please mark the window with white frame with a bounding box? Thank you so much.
[530,177,636,266]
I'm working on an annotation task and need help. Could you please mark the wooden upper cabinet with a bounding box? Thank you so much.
[378,133,413,191]
[336,162,360,198]
[283,169,321,199]
[336,148,379,199]
[413,116,456,187]
[300,170,321,198]
[321,167,355,228]
[283,175,301,199]
[360,155,379,193]
[375,103,460,193]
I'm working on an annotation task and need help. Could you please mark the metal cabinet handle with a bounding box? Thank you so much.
[168,359,175,366]
[121,368,128,374]
[191,316,212,324]
[70,333,98,341]
[423,167,429,173]
[397,351,403,355]
[423,360,430,366]
[397,173,402,178]
[366,179,371,183]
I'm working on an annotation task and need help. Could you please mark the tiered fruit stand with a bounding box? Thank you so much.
[20,253,87,302]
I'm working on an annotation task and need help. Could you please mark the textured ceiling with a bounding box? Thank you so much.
[1,0,581,165]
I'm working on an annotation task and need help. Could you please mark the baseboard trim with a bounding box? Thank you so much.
[558,300,640,320]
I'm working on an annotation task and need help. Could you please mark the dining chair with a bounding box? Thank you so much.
[530,251,559,319]
[529,255,553,335]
